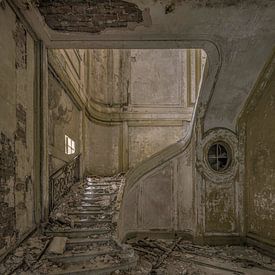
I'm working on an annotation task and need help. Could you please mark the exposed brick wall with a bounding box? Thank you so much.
[0,133,17,250]
[0,202,16,250]
[13,18,27,70]
[38,0,143,33]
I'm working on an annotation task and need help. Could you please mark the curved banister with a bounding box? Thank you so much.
[118,76,203,242]
[118,117,196,241]
[125,134,192,193]
[122,48,214,194]
[124,89,199,194]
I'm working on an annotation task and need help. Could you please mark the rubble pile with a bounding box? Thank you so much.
[36,175,137,274]
[0,235,51,275]
[47,175,124,232]
[1,175,275,274]
[123,238,275,275]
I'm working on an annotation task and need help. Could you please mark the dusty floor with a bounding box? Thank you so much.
[0,176,274,274]
[125,238,275,275]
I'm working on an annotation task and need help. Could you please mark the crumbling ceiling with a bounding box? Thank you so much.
[37,0,143,33]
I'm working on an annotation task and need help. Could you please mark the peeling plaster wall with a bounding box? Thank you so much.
[0,4,36,256]
[47,49,88,175]
[37,0,143,33]
[118,44,243,245]
[50,49,87,102]
[242,56,275,248]
[128,126,184,168]
[193,127,241,244]
[84,120,121,176]
[86,49,204,174]
[87,49,130,107]
[130,49,186,106]
[19,0,275,134]
[119,126,242,244]
[48,71,81,174]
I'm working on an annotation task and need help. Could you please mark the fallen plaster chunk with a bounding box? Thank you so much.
[48,237,67,255]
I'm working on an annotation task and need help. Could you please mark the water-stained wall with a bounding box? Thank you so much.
[48,50,85,174]
[195,127,241,244]
[84,120,121,176]
[0,4,37,258]
[128,126,184,168]
[240,52,275,251]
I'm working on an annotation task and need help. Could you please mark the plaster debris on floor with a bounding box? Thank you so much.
[0,176,274,274]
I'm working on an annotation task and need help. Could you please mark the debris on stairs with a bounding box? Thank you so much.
[47,237,67,255]
[1,174,275,274]
[38,174,137,274]
[0,234,51,274]
[0,174,137,274]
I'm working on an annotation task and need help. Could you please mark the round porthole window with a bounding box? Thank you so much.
[207,142,231,172]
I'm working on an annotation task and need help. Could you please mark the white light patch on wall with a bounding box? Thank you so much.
[65,135,75,155]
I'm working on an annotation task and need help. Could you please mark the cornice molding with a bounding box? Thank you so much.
[48,50,194,125]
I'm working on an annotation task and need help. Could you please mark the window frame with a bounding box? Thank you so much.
[65,135,76,155]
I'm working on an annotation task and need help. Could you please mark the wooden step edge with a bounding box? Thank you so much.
[45,256,137,275]
[44,229,111,236]
[67,211,111,215]
[46,249,122,263]
[67,238,112,245]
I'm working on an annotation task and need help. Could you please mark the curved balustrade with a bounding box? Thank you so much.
[117,39,221,242]
[118,103,198,241]
[118,135,195,241]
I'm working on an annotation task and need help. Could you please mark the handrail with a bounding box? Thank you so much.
[125,135,192,193]
[118,85,202,242]
[50,153,81,179]
[124,90,199,193]
[49,153,81,211]
[122,49,211,193]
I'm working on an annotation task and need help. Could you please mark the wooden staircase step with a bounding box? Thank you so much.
[66,238,113,246]
[44,257,137,275]
[44,228,111,238]
[46,250,121,263]
[68,211,111,216]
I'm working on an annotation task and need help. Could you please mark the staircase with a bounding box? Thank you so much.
[39,176,137,274]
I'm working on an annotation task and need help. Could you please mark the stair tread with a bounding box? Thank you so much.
[45,228,111,232]
[44,228,112,238]
[71,207,111,211]
[68,211,111,214]
[39,177,136,274]
[86,183,114,186]
[47,249,121,260]
[82,193,115,196]
[67,238,112,244]
[45,257,137,275]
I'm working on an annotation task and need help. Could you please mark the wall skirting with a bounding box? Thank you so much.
[246,234,275,258]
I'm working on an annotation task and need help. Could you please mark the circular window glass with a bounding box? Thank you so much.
[207,142,231,172]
